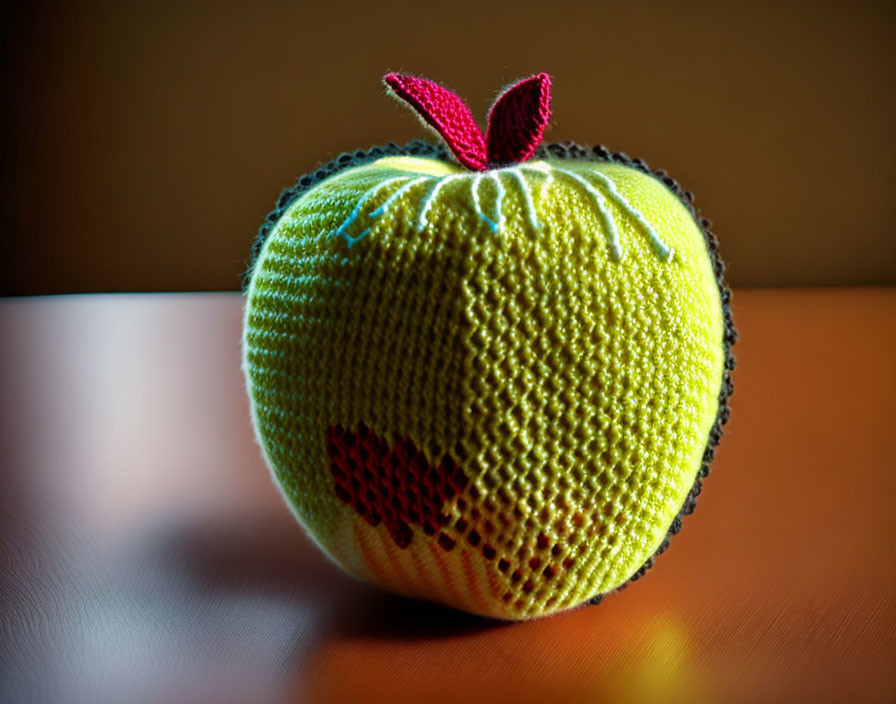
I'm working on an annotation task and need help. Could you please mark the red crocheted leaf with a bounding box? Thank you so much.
[383,73,488,171]
[485,73,552,166]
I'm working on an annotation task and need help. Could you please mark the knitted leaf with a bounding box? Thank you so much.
[384,73,488,171]
[486,73,552,166]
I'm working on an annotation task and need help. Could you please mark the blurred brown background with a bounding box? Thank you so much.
[2,0,894,296]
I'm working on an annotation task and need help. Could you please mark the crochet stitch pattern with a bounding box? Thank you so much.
[485,73,552,166]
[384,74,489,171]
[242,73,735,620]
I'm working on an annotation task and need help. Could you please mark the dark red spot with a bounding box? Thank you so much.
[327,424,469,550]
[335,486,351,503]
[394,523,413,549]
[467,530,481,547]
[522,579,535,594]
[542,566,556,580]
[482,544,496,560]
[498,559,510,573]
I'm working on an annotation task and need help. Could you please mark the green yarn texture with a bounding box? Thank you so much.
[242,147,729,620]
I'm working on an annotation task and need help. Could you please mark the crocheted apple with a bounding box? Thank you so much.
[242,72,735,620]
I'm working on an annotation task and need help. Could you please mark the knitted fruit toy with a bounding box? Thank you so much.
[242,72,735,620]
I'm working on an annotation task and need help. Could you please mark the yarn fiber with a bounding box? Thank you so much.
[242,152,726,620]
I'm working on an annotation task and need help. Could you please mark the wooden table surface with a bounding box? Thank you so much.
[1,288,894,703]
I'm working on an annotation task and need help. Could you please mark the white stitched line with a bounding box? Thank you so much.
[342,176,433,249]
[584,170,673,261]
[472,173,499,233]
[416,174,462,232]
[520,163,555,214]
[506,167,540,230]
[370,175,432,218]
[489,171,506,232]
[553,166,623,261]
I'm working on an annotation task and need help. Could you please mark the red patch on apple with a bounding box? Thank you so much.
[326,423,469,550]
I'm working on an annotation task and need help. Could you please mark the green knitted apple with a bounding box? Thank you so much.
[242,72,735,620]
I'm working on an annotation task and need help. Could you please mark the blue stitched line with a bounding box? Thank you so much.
[331,176,408,248]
